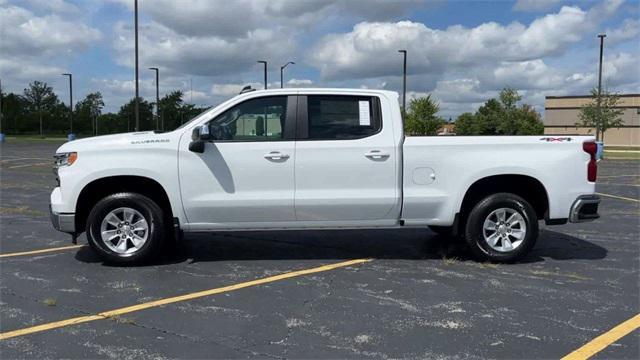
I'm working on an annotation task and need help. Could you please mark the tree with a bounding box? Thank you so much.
[75,92,104,135]
[576,88,624,142]
[118,97,153,132]
[158,91,185,131]
[95,113,123,135]
[404,95,445,136]
[455,88,543,136]
[0,92,26,134]
[454,112,480,135]
[22,81,59,136]
[158,91,208,131]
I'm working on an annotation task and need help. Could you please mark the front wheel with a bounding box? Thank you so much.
[464,193,538,263]
[86,192,165,264]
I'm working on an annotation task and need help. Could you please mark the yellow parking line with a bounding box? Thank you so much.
[561,313,640,360]
[597,192,639,203]
[0,258,372,340]
[0,245,86,259]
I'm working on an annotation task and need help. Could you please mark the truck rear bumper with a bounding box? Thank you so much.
[569,195,600,223]
[50,205,75,233]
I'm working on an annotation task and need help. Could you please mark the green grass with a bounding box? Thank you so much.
[605,146,640,151]
[603,151,640,160]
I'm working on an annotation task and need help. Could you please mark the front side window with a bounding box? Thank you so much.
[307,95,380,140]
[208,96,287,141]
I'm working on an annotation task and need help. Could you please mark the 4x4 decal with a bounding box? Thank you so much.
[539,137,573,142]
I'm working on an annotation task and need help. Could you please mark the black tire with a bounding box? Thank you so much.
[86,192,165,264]
[464,193,538,263]
[428,225,455,237]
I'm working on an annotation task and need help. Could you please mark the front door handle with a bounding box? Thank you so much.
[364,150,390,159]
[264,151,290,160]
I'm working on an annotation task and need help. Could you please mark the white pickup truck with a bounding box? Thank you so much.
[50,88,600,264]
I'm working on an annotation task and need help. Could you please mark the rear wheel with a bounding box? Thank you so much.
[464,193,538,262]
[86,192,165,264]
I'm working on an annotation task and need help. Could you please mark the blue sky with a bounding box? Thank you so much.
[1,0,638,117]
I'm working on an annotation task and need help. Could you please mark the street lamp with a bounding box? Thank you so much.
[134,0,140,131]
[0,78,4,143]
[398,50,407,119]
[596,34,606,141]
[149,67,160,130]
[257,60,267,89]
[62,73,74,139]
[280,61,295,88]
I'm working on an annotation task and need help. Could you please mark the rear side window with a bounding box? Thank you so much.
[306,96,381,140]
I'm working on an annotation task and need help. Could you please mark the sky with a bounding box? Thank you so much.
[1,0,638,118]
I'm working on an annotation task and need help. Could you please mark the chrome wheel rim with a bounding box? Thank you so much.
[482,208,526,252]
[100,207,149,254]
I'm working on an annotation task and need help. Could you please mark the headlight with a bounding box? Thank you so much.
[54,152,77,168]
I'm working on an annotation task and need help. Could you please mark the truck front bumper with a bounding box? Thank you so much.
[569,195,600,223]
[50,205,76,233]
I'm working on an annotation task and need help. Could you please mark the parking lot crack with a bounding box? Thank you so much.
[112,318,285,359]
[0,288,95,318]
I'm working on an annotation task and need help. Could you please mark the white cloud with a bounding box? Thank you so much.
[211,83,260,97]
[23,0,79,14]
[602,52,640,88]
[513,0,560,12]
[184,89,209,104]
[0,4,101,58]
[108,0,424,39]
[286,78,313,86]
[606,19,640,45]
[310,5,603,81]
[112,20,295,77]
[0,58,65,82]
[488,60,565,90]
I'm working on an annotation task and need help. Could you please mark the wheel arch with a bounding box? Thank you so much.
[458,174,549,222]
[75,175,173,233]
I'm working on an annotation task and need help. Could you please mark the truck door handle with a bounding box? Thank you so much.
[264,151,290,160]
[364,150,390,159]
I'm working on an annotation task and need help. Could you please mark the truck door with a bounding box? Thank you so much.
[294,94,398,221]
[178,95,297,226]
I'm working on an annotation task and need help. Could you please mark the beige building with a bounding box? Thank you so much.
[544,94,640,147]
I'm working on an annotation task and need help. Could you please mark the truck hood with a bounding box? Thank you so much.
[55,131,174,154]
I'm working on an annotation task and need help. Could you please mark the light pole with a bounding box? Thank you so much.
[596,34,606,142]
[0,78,4,143]
[398,50,407,119]
[257,60,267,89]
[149,67,160,130]
[134,0,140,131]
[62,73,73,138]
[280,61,295,88]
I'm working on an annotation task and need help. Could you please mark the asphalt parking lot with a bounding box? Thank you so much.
[1,139,638,359]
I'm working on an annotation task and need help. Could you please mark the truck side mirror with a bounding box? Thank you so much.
[191,124,212,141]
[189,125,211,153]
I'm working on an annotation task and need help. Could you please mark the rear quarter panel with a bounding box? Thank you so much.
[401,136,596,225]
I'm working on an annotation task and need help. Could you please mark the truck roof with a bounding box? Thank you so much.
[241,87,399,98]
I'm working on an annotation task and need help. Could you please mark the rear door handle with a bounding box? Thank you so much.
[264,151,290,160]
[364,150,390,159]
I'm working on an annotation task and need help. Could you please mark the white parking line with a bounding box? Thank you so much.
[7,162,51,169]
[0,157,50,164]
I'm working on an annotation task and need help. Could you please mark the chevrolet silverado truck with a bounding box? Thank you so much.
[50,88,600,264]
